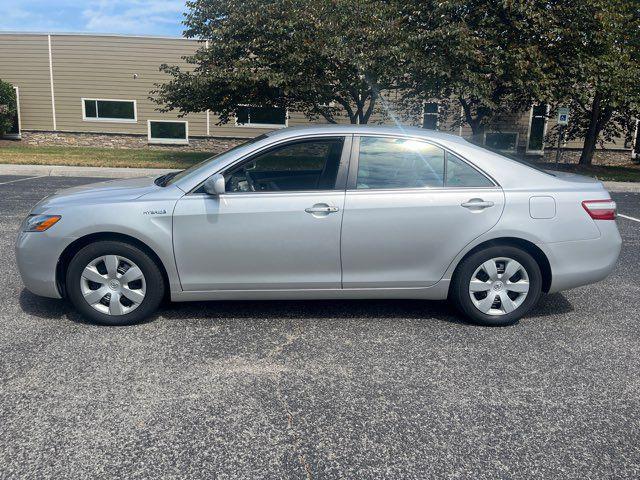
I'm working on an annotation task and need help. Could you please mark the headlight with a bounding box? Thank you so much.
[23,214,61,232]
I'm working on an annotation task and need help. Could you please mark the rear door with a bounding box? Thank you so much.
[340,135,504,288]
[172,135,351,291]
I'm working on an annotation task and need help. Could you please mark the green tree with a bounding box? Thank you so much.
[399,0,552,139]
[0,79,17,137]
[544,0,640,165]
[152,0,405,125]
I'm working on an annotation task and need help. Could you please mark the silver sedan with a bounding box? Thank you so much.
[16,126,622,326]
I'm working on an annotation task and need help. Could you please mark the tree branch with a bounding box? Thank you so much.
[334,95,356,123]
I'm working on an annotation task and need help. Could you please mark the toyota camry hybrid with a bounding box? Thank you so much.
[16,126,622,326]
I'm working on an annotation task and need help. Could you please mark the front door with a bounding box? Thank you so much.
[173,136,350,291]
[340,136,504,288]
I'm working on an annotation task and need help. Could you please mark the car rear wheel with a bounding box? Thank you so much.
[66,240,165,326]
[451,246,542,326]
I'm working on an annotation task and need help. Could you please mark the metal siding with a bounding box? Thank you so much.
[485,111,531,148]
[0,34,54,130]
[50,35,207,136]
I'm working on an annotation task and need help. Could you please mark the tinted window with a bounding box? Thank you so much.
[225,138,344,192]
[237,106,286,126]
[422,102,438,130]
[527,104,547,151]
[165,135,268,186]
[446,153,494,187]
[356,137,444,189]
[84,99,135,120]
[485,132,517,152]
[84,99,97,118]
[98,101,134,119]
[150,121,187,140]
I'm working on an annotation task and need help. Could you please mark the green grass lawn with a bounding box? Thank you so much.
[1,142,639,182]
[537,162,640,182]
[0,143,213,169]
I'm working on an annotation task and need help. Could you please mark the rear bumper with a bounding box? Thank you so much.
[15,231,69,299]
[539,221,622,293]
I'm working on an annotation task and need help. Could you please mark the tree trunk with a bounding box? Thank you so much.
[579,93,603,165]
[459,97,485,141]
[361,94,378,124]
[579,132,598,165]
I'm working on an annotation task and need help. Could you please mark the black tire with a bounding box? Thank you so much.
[450,245,542,327]
[66,240,165,326]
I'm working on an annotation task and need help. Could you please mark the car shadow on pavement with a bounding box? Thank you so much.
[19,288,573,326]
[529,292,574,317]
[162,298,467,324]
[18,289,95,325]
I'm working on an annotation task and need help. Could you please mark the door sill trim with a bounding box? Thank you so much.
[171,281,450,302]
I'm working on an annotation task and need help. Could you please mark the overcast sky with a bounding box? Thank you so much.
[0,0,187,36]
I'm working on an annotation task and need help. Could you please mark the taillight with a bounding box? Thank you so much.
[582,199,617,220]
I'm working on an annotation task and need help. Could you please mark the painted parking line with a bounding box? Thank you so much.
[0,175,47,186]
[619,214,640,223]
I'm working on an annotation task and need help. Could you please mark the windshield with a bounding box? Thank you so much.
[162,135,268,186]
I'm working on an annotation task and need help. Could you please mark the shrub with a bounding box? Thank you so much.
[0,79,17,136]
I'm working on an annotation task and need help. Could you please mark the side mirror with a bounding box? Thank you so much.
[203,173,226,195]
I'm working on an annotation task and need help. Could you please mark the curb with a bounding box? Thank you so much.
[0,163,175,179]
[602,181,640,193]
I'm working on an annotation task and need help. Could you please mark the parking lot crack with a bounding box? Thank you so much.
[267,324,313,478]
[276,382,313,480]
[268,325,303,358]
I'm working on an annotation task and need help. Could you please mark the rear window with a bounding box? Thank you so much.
[481,146,556,177]
[508,157,556,176]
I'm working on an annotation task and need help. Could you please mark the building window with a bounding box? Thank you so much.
[148,120,188,145]
[484,132,519,153]
[82,98,136,122]
[236,106,287,128]
[422,102,439,130]
[526,104,548,154]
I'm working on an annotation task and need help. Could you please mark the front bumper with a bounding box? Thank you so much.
[539,220,622,293]
[15,231,72,299]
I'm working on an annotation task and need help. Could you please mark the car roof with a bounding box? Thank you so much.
[266,125,471,147]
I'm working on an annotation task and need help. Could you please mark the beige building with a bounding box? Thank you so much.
[1,32,638,162]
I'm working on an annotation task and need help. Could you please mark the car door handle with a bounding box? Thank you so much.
[305,204,339,214]
[461,199,495,210]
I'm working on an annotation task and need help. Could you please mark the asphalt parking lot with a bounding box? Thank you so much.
[1,174,639,479]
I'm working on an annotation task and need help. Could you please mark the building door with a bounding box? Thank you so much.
[4,86,21,139]
[526,104,548,155]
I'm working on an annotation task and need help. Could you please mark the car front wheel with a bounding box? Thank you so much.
[451,246,542,326]
[66,240,165,326]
